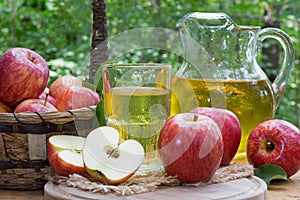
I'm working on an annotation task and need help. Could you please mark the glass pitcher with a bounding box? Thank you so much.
[170,12,294,162]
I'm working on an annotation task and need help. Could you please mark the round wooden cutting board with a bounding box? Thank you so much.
[44,176,267,200]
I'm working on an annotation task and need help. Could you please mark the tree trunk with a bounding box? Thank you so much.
[89,0,108,83]
[9,0,16,46]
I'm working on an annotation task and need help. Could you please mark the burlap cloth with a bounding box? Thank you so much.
[47,162,253,196]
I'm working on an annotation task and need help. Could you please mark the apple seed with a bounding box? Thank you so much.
[106,148,120,158]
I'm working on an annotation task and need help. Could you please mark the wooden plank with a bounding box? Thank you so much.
[44,176,266,200]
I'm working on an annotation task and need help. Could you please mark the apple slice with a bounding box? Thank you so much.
[48,135,86,176]
[83,126,145,185]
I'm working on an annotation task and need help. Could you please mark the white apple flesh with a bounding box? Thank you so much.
[48,135,86,176]
[83,126,145,185]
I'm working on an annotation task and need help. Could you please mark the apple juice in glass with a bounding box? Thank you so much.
[103,63,171,175]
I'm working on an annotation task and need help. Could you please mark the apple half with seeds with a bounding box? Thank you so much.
[83,126,145,185]
[48,135,86,176]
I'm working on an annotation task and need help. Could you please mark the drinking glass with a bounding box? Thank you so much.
[102,63,171,175]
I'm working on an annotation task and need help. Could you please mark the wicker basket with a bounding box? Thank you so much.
[0,0,108,190]
[0,107,97,190]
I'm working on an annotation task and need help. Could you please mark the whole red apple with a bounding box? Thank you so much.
[158,113,223,183]
[49,75,82,99]
[0,48,49,106]
[55,86,100,111]
[247,119,300,178]
[190,107,241,166]
[14,99,58,113]
[0,101,12,113]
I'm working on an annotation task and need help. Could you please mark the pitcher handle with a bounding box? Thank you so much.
[258,28,295,109]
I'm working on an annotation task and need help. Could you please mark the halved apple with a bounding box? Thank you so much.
[82,126,145,185]
[48,135,86,176]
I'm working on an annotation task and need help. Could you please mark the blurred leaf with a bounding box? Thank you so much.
[254,164,288,187]
[0,0,299,127]
[96,97,106,127]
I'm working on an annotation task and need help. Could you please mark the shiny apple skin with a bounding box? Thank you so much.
[56,86,100,111]
[14,99,57,113]
[191,107,241,166]
[247,119,300,177]
[158,113,223,183]
[49,75,82,99]
[0,48,49,106]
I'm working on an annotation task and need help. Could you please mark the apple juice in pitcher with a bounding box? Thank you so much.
[174,12,294,162]
[170,77,275,161]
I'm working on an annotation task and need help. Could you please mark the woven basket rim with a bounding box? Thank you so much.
[0,106,96,125]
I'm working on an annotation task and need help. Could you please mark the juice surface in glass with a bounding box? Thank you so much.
[170,76,275,162]
[104,86,170,173]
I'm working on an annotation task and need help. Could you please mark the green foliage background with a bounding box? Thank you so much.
[0,0,299,127]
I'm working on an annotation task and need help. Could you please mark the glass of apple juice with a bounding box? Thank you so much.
[102,63,171,175]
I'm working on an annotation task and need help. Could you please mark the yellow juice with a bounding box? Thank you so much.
[170,76,275,162]
[104,86,170,173]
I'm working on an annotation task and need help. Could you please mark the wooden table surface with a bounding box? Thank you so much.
[0,171,299,200]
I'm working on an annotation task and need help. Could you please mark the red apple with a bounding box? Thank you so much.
[247,119,300,178]
[49,75,82,99]
[158,113,223,183]
[48,135,86,176]
[0,47,49,106]
[14,99,58,113]
[190,107,241,166]
[55,86,100,111]
[38,91,57,107]
[0,101,12,113]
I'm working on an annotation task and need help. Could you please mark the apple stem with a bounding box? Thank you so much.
[83,78,87,87]
[44,93,49,106]
[193,114,199,121]
[266,141,275,153]
[29,56,37,63]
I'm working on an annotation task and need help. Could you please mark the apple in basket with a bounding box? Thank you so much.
[158,113,223,183]
[83,126,145,184]
[247,119,300,178]
[0,101,12,113]
[49,75,83,99]
[48,135,86,176]
[38,88,57,107]
[0,47,49,106]
[190,107,241,166]
[55,86,100,111]
[14,99,58,113]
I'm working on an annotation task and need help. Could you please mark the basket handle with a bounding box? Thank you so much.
[89,0,108,83]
